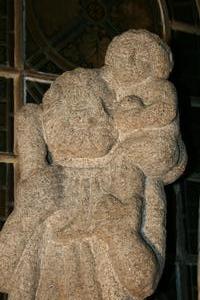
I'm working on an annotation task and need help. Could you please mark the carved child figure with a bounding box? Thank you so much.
[0,30,186,300]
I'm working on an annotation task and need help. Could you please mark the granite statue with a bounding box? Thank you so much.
[0,30,187,300]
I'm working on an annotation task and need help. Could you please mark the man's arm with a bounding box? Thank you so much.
[0,104,58,293]
[15,103,47,182]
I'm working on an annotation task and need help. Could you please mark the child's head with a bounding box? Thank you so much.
[105,29,173,81]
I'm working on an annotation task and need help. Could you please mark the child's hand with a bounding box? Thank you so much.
[113,95,144,132]
[117,95,144,114]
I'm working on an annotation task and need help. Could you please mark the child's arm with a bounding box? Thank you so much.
[113,81,177,132]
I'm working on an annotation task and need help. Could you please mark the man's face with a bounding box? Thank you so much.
[43,91,118,161]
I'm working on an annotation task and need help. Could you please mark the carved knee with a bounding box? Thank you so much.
[132,246,158,298]
[109,235,158,298]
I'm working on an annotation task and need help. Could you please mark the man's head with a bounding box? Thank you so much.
[42,71,118,161]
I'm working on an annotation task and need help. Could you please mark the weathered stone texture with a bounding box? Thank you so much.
[0,30,187,299]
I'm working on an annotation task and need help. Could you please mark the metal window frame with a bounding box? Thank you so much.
[0,1,59,232]
[0,0,58,167]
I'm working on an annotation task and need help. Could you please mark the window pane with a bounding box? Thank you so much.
[0,0,14,66]
[25,81,51,104]
[188,265,198,299]
[183,181,199,255]
[0,294,8,300]
[0,163,14,230]
[172,32,200,97]
[167,0,199,25]
[0,77,14,153]
[25,0,168,74]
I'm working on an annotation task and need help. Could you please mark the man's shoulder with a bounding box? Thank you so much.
[55,67,100,88]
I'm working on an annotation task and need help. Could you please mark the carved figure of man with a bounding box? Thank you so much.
[0,30,186,300]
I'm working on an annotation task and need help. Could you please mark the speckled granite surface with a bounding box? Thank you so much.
[0,30,187,300]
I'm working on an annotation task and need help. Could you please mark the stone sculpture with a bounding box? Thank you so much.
[0,30,187,300]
